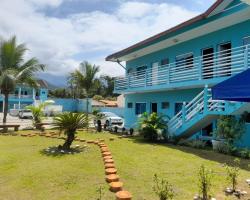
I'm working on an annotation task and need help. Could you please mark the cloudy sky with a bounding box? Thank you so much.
[0,0,216,86]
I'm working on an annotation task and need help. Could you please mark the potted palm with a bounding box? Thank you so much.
[53,112,87,151]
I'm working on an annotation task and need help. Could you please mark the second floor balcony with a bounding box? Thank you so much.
[114,44,250,93]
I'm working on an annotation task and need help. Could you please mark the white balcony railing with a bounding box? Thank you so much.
[0,94,34,99]
[115,44,250,91]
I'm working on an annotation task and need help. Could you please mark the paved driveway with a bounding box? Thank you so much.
[0,113,53,130]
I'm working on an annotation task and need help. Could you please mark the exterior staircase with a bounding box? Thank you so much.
[168,86,250,139]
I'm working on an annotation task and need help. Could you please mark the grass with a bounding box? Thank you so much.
[0,130,250,200]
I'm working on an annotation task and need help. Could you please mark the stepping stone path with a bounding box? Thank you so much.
[5,133,132,199]
[109,181,123,192]
[105,163,115,169]
[115,190,132,200]
[104,159,114,164]
[105,168,117,175]
[102,152,111,157]
[97,140,132,199]
[106,174,119,183]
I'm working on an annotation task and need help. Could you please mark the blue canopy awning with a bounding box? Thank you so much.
[212,69,250,102]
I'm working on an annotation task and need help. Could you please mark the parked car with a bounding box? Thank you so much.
[96,112,124,127]
[19,109,33,119]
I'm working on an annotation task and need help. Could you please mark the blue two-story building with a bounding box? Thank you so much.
[106,0,250,147]
[0,80,48,112]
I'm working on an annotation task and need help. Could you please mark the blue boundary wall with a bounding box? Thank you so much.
[50,98,98,113]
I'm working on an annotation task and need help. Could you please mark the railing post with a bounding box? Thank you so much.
[128,75,131,88]
[182,102,186,124]
[198,57,202,80]
[166,65,170,84]
[244,45,249,70]
[203,85,208,114]
[145,69,148,87]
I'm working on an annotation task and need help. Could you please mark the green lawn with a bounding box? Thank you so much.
[0,131,250,200]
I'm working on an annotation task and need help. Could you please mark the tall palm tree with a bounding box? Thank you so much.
[0,36,45,123]
[71,61,100,127]
[54,112,87,150]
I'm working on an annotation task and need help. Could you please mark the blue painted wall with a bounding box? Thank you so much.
[124,88,202,128]
[126,20,250,73]
[51,98,92,113]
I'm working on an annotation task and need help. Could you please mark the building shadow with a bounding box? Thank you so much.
[129,136,250,171]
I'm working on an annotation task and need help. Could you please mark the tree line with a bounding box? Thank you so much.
[48,61,117,100]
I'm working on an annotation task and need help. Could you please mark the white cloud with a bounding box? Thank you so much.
[0,0,199,79]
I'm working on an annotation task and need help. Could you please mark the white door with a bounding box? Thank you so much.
[152,62,158,85]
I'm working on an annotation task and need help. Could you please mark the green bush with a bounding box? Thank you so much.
[225,159,240,191]
[153,174,174,200]
[197,165,213,200]
[238,148,250,159]
[214,115,245,145]
[138,112,169,142]
[177,139,206,149]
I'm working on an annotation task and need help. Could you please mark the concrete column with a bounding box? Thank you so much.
[18,87,21,109]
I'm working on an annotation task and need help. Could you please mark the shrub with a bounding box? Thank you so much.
[138,112,169,142]
[239,148,250,159]
[190,140,207,149]
[214,115,245,145]
[197,165,213,200]
[177,139,206,149]
[96,185,104,200]
[153,174,174,200]
[225,159,240,192]
[214,142,233,155]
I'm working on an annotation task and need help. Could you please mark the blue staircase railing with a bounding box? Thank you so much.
[168,86,244,138]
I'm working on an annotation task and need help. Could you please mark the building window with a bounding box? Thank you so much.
[161,102,169,109]
[176,53,194,69]
[24,91,28,95]
[135,103,146,115]
[136,66,147,76]
[127,102,133,108]
[243,36,250,45]
[161,58,169,66]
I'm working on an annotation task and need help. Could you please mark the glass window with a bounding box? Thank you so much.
[136,66,147,76]
[135,103,146,115]
[161,58,169,66]
[162,102,169,109]
[243,36,250,45]
[176,53,194,69]
[127,102,133,108]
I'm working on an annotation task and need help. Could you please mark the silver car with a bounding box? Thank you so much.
[99,112,124,127]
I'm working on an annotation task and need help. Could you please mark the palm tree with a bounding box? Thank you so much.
[53,112,87,150]
[71,61,100,128]
[0,36,45,123]
[26,102,51,129]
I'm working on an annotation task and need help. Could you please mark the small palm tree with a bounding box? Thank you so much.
[26,102,50,129]
[138,112,169,142]
[53,112,87,150]
[70,61,100,128]
[0,36,45,123]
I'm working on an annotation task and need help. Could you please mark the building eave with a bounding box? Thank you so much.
[105,0,228,62]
